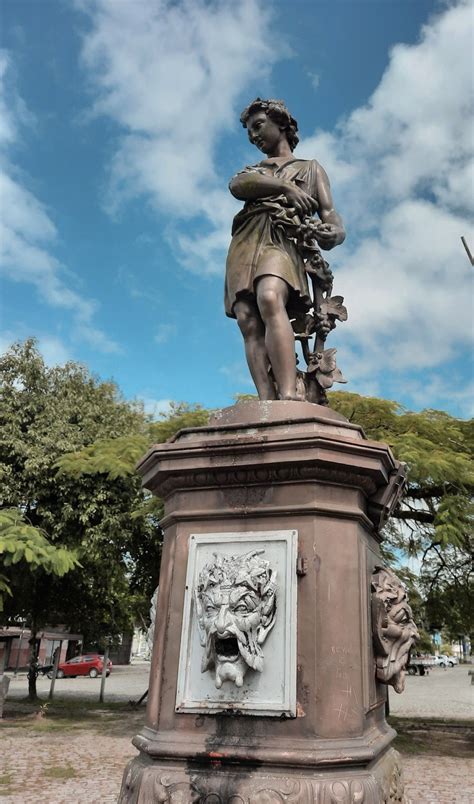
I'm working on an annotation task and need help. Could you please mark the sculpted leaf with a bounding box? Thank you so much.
[329,367,347,384]
[320,295,348,322]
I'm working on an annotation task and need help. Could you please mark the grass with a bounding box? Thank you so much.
[2,702,473,758]
[390,716,474,758]
[1,696,144,737]
[0,773,14,798]
[43,765,78,780]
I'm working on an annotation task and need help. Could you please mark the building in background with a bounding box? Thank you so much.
[0,626,83,671]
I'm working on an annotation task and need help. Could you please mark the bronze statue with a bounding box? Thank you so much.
[225,98,347,403]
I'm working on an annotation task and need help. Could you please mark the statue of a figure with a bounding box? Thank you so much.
[225,98,346,403]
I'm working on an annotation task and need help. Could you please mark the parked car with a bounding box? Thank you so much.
[47,654,112,679]
[407,653,434,676]
[433,654,458,668]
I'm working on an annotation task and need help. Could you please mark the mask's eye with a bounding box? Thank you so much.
[393,608,410,625]
[233,604,249,614]
[205,605,217,615]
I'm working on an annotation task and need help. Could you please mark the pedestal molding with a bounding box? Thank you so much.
[139,433,396,482]
[132,722,396,768]
[159,500,375,535]
[119,747,405,804]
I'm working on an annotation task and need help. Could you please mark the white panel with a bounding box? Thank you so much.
[176,530,298,717]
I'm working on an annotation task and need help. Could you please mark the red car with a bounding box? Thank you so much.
[47,654,112,679]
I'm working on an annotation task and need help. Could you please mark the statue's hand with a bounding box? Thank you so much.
[283,184,317,218]
[315,222,344,250]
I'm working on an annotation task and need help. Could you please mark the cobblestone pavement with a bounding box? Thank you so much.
[388,664,473,720]
[403,755,474,803]
[1,719,473,803]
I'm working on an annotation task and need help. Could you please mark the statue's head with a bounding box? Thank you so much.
[371,566,419,693]
[195,550,277,688]
[240,98,299,152]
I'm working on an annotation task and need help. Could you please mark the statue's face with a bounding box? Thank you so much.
[246,110,285,155]
[371,567,419,693]
[195,551,277,689]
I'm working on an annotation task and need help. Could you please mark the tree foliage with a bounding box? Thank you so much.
[329,392,473,639]
[0,340,162,698]
[0,509,79,610]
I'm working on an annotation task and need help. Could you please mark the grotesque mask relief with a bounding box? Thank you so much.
[195,549,277,688]
[371,566,419,693]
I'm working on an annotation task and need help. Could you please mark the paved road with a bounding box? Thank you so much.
[7,660,151,703]
[388,664,473,720]
[7,661,474,718]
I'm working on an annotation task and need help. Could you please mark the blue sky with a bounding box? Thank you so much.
[1,0,472,418]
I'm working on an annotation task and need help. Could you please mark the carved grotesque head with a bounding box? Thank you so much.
[371,566,419,693]
[195,550,277,688]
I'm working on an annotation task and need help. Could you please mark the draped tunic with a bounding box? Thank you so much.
[224,157,320,318]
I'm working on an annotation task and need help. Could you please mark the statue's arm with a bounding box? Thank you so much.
[229,170,316,218]
[314,163,346,250]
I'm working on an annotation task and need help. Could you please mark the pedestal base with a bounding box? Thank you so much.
[119,746,405,803]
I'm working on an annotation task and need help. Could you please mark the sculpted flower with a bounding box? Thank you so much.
[306,348,347,389]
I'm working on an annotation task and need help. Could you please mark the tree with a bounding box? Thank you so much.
[55,401,211,523]
[329,392,473,642]
[0,508,80,697]
[0,340,161,698]
[59,390,473,642]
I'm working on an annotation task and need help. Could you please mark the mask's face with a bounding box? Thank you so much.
[195,551,277,689]
[371,566,419,693]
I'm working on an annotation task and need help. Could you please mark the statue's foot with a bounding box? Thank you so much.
[279,392,306,402]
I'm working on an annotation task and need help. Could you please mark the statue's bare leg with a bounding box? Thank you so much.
[234,298,277,400]
[255,274,302,401]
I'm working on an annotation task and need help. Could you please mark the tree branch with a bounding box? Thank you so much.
[394,509,435,525]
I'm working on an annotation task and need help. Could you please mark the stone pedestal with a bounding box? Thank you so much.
[119,401,406,803]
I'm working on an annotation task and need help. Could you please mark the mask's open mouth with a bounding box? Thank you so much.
[215,636,240,662]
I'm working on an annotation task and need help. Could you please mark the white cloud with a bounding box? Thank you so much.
[138,396,172,419]
[296,1,474,393]
[78,0,277,274]
[396,376,474,419]
[220,360,254,390]
[154,323,177,344]
[307,71,320,90]
[0,50,120,354]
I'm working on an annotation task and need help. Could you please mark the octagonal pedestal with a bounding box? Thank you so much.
[119,401,407,803]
